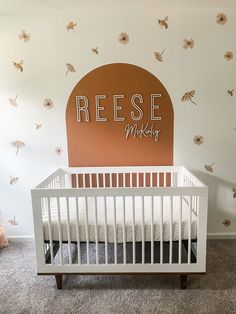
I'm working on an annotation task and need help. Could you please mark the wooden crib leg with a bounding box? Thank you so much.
[180,274,187,289]
[55,274,63,289]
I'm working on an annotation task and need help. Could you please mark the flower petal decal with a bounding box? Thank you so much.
[157,16,168,29]
[232,188,236,198]
[224,51,233,61]
[183,38,194,49]
[13,60,23,72]
[181,90,198,105]
[205,162,215,173]
[193,135,204,145]
[8,216,18,226]
[55,147,63,155]
[227,89,234,96]
[10,140,25,155]
[216,13,227,25]
[18,30,30,42]
[43,98,54,109]
[9,176,19,185]
[91,47,99,55]
[8,95,18,107]
[66,63,76,75]
[222,219,231,227]
[66,21,77,32]
[154,49,165,62]
[35,123,42,130]
[118,32,129,45]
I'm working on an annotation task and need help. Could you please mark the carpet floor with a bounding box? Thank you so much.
[0,240,236,314]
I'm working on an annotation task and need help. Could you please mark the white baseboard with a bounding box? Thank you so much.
[207,232,236,239]
[8,235,35,242]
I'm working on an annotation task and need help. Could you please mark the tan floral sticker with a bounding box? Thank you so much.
[9,176,19,185]
[8,95,18,107]
[157,16,168,29]
[154,49,165,62]
[43,98,54,109]
[193,135,204,145]
[55,147,63,155]
[205,162,215,173]
[66,21,77,32]
[66,63,76,75]
[222,219,231,227]
[227,89,234,96]
[183,38,194,49]
[8,216,18,226]
[35,123,42,130]
[232,188,236,198]
[233,122,236,130]
[224,51,233,61]
[10,140,25,155]
[216,13,227,25]
[13,60,23,72]
[18,30,30,42]
[118,32,129,44]
[181,90,198,105]
[91,47,99,55]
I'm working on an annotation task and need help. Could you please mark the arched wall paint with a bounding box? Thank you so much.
[66,63,174,167]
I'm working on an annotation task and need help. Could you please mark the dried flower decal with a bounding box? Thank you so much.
[13,60,23,72]
[55,147,63,155]
[216,13,227,25]
[181,90,198,105]
[222,219,231,227]
[10,140,25,155]
[224,51,233,61]
[193,135,204,145]
[118,32,129,45]
[91,47,99,55]
[205,162,215,173]
[35,123,42,130]
[183,38,194,49]
[8,215,18,226]
[9,176,19,185]
[66,63,76,75]
[8,95,18,107]
[43,98,54,109]
[18,30,30,42]
[233,122,236,130]
[66,21,77,32]
[232,188,236,198]
[157,16,168,29]
[154,49,165,62]
[227,89,234,96]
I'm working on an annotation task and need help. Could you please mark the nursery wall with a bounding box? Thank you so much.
[0,0,236,239]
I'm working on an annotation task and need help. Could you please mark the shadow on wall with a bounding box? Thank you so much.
[193,171,236,233]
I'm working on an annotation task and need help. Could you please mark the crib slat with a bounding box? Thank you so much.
[116,173,119,187]
[103,173,106,187]
[83,173,86,188]
[157,173,159,187]
[160,196,163,264]
[123,173,125,187]
[137,173,140,187]
[76,174,79,188]
[141,196,145,264]
[89,173,92,188]
[113,196,117,264]
[75,196,81,265]
[104,197,108,264]
[143,173,146,187]
[85,197,90,264]
[122,196,126,264]
[56,197,63,265]
[151,196,154,264]
[179,196,182,264]
[110,173,112,188]
[169,196,173,264]
[96,174,99,188]
[132,196,135,264]
[150,173,153,187]
[95,197,99,264]
[164,173,166,187]
[130,173,133,187]
[66,197,72,265]
[188,196,192,264]
[47,198,54,265]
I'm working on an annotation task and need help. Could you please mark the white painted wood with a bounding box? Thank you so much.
[113,196,117,264]
[132,196,135,264]
[75,196,81,265]
[122,196,126,264]
[85,197,90,265]
[56,197,63,265]
[188,196,192,264]
[66,197,72,265]
[179,197,182,264]
[160,196,163,264]
[169,196,173,264]
[47,198,54,265]
[95,197,99,264]
[141,196,145,264]
[151,196,154,264]
[104,196,108,264]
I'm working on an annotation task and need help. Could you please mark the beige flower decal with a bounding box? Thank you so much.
[35,123,42,130]
[43,98,54,109]
[224,51,233,61]
[193,135,204,145]
[181,90,198,105]
[91,47,99,55]
[222,219,231,227]
[8,215,18,226]
[18,30,30,42]
[205,162,215,173]
[216,13,227,25]
[233,122,236,130]
[10,140,25,155]
[154,49,165,62]
[13,60,23,72]
[232,188,236,198]
[8,95,18,107]
[228,89,234,96]
[118,32,129,45]
[55,147,63,155]
[9,176,19,185]
[66,21,77,32]
[183,38,194,49]
[66,63,76,75]
[157,16,168,29]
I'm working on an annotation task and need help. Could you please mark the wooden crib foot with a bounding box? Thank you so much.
[55,274,63,289]
[180,274,187,289]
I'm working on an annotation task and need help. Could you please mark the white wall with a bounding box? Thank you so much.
[0,0,236,238]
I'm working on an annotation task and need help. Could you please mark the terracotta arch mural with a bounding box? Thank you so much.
[66,63,174,167]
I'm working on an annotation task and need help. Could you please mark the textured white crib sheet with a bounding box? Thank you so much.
[43,196,197,243]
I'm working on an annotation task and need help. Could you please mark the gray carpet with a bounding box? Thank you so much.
[0,240,236,314]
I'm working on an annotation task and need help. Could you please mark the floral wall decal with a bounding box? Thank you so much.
[8,95,18,107]
[43,98,54,109]
[91,47,99,55]
[35,123,42,130]
[224,51,233,61]
[181,90,198,105]
[13,60,23,72]
[232,188,236,198]
[157,16,168,29]
[216,13,227,25]
[66,21,77,32]
[9,176,19,185]
[154,49,165,62]
[66,63,76,75]
[193,135,204,145]
[8,216,18,226]
[222,219,231,227]
[55,147,63,155]
[10,140,25,155]
[205,162,215,173]
[18,30,30,42]
[183,38,194,49]
[233,122,236,130]
[118,32,129,44]
[227,89,234,96]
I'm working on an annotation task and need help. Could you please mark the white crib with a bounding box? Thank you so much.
[31,166,208,289]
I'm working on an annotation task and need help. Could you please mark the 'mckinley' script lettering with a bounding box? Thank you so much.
[125,123,160,142]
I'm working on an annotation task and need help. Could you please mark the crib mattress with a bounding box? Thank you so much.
[43,196,197,243]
